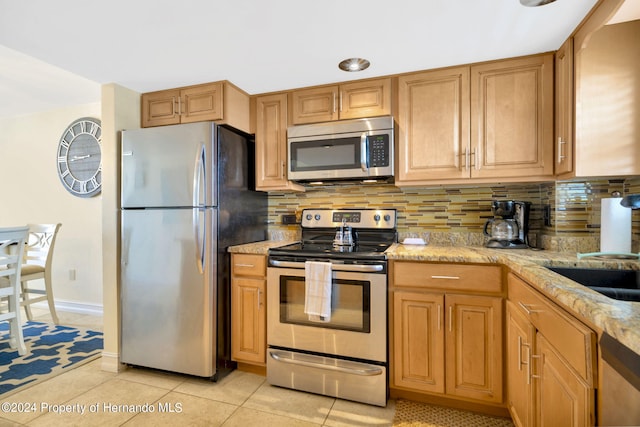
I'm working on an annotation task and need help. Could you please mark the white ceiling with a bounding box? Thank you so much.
[0,0,617,119]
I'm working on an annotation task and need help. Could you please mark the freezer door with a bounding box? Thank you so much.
[121,122,216,208]
[121,208,217,377]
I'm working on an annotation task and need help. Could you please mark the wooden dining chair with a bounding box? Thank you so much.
[0,226,29,355]
[20,223,62,324]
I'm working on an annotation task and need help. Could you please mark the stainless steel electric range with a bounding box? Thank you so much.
[266,208,397,407]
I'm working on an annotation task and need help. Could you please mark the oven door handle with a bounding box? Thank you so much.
[269,350,384,376]
[269,259,383,272]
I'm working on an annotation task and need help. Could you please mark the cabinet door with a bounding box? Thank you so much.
[471,55,554,179]
[445,294,503,403]
[180,82,223,123]
[507,301,535,427]
[231,277,266,364]
[393,291,445,393]
[290,86,339,124]
[536,334,594,427]
[141,89,181,127]
[339,78,391,120]
[396,67,470,183]
[555,38,574,177]
[255,94,303,191]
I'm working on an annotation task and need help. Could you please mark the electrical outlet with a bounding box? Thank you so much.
[282,214,297,224]
[69,269,76,281]
[543,204,551,226]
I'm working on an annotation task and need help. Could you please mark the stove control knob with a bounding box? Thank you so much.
[315,214,321,221]
[384,214,391,222]
[374,214,381,222]
[306,214,313,221]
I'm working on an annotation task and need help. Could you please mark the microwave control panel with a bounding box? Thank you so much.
[369,135,390,167]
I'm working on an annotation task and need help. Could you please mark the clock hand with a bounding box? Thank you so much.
[70,154,91,162]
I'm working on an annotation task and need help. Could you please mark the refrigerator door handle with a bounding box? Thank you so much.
[193,144,206,207]
[193,145,206,273]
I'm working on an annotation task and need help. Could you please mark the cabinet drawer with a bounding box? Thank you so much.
[393,262,503,294]
[508,272,596,383]
[232,254,266,277]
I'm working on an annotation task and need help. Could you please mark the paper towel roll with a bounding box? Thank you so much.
[601,197,632,253]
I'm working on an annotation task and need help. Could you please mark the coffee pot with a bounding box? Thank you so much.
[484,200,531,248]
[484,217,519,241]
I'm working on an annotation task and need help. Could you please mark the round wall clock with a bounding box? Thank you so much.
[56,117,102,197]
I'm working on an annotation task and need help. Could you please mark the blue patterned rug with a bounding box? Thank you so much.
[0,321,103,396]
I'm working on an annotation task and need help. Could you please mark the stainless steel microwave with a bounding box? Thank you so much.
[287,116,394,183]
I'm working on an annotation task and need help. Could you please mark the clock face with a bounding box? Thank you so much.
[57,117,102,197]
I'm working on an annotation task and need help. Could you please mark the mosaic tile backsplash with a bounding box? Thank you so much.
[268,177,640,252]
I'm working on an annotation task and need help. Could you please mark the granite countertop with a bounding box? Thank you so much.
[229,240,640,356]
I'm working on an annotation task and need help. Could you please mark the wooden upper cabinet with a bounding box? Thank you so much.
[290,78,391,125]
[290,86,338,124]
[141,81,250,133]
[555,38,574,177]
[396,54,554,186]
[180,83,223,124]
[141,89,181,127]
[470,54,554,180]
[340,79,392,119]
[397,67,470,182]
[574,15,640,177]
[255,93,304,192]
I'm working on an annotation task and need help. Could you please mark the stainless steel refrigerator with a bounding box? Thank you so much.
[120,122,267,379]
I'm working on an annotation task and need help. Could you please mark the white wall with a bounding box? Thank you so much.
[0,103,103,311]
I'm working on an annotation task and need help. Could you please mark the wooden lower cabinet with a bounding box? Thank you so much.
[507,273,596,427]
[506,301,535,427]
[391,262,504,406]
[231,254,267,366]
[393,291,445,393]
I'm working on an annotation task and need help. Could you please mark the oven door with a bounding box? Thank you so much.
[267,262,387,363]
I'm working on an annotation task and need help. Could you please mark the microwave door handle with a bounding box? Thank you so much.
[360,132,368,172]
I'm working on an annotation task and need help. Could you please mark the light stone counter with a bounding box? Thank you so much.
[387,243,640,356]
[229,240,640,356]
[228,240,296,255]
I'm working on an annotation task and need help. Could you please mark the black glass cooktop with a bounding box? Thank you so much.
[269,240,393,261]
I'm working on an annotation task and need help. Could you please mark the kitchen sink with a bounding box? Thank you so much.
[547,267,640,302]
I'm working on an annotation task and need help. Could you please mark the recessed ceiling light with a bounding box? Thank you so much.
[519,0,556,6]
[338,58,370,72]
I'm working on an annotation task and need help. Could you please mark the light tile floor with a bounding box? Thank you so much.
[1,309,396,426]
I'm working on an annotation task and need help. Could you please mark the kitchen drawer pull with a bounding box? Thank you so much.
[530,354,542,381]
[269,351,383,376]
[557,137,566,162]
[431,275,460,280]
[234,263,255,268]
[518,301,543,315]
[521,341,531,384]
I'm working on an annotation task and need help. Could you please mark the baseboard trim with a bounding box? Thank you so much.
[100,351,126,373]
[32,300,103,316]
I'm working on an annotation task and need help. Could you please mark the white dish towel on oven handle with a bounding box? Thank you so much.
[304,261,332,322]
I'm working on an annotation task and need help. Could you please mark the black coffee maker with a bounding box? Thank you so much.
[483,200,531,248]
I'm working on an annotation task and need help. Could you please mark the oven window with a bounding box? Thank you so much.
[279,275,370,333]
